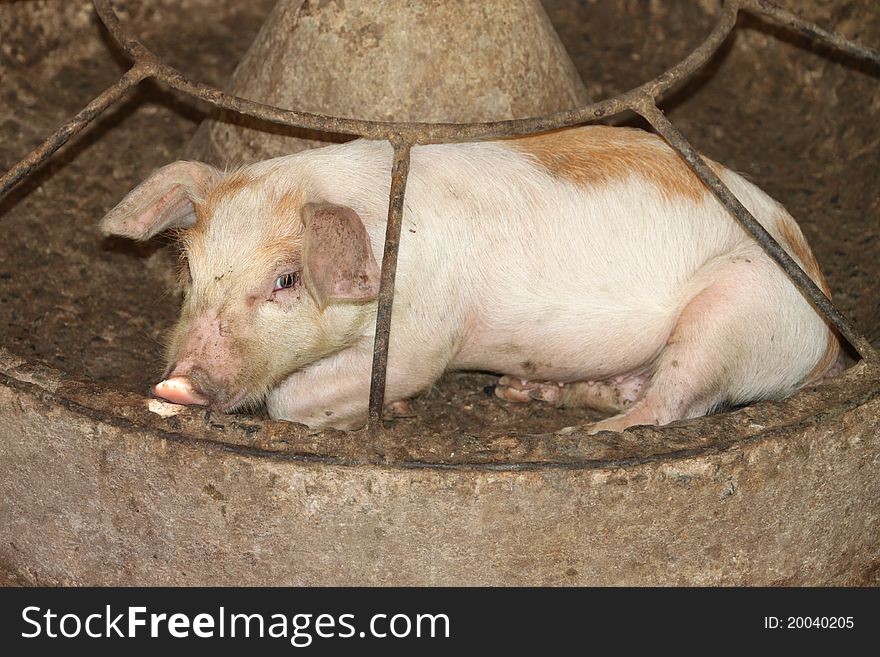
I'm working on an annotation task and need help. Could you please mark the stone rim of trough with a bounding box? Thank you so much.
[3,347,878,471]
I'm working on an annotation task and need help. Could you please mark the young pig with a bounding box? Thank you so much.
[101,126,841,433]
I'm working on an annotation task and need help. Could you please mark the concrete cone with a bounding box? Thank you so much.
[186,0,589,164]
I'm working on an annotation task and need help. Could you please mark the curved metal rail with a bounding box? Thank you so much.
[1,0,878,433]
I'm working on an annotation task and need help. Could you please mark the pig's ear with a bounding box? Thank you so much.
[100,161,219,240]
[301,203,380,309]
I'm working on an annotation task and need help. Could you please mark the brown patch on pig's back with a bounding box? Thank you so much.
[772,211,841,384]
[775,210,841,384]
[774,211,832,297]
[507,126,719,202]
[804,328,843,384]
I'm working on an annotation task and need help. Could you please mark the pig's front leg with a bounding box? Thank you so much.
[265,337,414,431]
[266,338,374,430]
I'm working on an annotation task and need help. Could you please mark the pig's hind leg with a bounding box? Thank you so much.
[586,258,798,434]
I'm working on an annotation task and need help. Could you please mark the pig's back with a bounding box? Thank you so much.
[296,131,821,381]
[409,127,750,296]
[403,129,812,379]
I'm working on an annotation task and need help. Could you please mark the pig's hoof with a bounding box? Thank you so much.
[384,399,415,419]
[586,411,657,434]
[495,376,562,405]
[585,418,626,435]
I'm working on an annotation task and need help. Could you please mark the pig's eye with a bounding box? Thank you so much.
[273,272,299,292]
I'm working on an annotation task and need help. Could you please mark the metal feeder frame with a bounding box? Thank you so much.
[1,0,878,436]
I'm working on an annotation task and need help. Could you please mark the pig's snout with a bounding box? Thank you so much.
[152,376,209,407]
[156,312,247,410]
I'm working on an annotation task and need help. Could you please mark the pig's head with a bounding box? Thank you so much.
[101,160,380,412]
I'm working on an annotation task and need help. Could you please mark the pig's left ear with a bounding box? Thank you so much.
[301,203,380,309]
[100,161,219,240]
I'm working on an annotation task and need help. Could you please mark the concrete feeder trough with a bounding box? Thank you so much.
[1,0,879,585]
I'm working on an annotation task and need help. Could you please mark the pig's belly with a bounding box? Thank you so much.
[452,306,675,383]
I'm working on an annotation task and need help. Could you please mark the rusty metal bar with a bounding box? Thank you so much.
[636,100,877,361]
[743,0,880,65]
[90,0,740,144]
[367,139,413,432]
[0,64,150,201]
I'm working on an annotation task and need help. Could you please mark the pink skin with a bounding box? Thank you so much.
[152,313,248,411]
[495,372,649,417]
[101,140,839,434]
[495,376,563,403]
[495,259,796,434]
[150,203,385,417]
[386,399,414,418]
[152,377,208,406]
